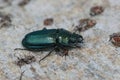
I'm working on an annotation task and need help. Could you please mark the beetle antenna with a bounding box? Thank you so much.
[39,47,55,63]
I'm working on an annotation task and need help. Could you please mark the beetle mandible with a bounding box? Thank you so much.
[16,28,84,62]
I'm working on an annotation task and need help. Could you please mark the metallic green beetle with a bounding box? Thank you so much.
[20,28,83,62]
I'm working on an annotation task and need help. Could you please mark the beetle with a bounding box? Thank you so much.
[15,28,84,62]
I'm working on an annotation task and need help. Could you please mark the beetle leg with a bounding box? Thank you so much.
[62,49,69,56]
[20,71,25,80]
[56,48,69,57]
[39,47,55,63]
[56,51,64,56]
[55,48,63,56]
[62,49,69,60]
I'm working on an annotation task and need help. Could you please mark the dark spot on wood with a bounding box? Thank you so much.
[19,0,31,7]
[110,32,120,47]
[15,55,36,67]
[0,12,12,29]
[44,18,54,26]
[75,18,96,32]
[90,6,104,16]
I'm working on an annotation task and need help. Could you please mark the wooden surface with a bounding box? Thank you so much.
[0,0,120,80]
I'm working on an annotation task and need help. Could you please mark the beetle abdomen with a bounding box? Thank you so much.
[22,29,57,50]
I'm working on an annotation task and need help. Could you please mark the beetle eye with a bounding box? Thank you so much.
[77,36,83,43]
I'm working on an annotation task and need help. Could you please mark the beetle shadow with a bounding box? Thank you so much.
[14,45,84,63]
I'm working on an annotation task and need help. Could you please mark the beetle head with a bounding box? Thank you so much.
[69,33,84,47]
